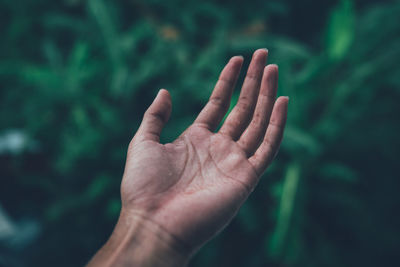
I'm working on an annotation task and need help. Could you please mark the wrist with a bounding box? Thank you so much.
[87,208,190,267]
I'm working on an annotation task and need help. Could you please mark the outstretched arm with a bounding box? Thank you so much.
[87,49,288,267]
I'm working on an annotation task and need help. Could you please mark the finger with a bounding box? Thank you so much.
[194,56,243,131]
[219,48,268,140]
[135,89,172,142]
[249,96,288,175]
[238,64,278,156]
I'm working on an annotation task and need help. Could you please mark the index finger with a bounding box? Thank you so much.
[194,56,243,131]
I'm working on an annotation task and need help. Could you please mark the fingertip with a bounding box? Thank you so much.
[259,65,279,97]
[255,48,269,54]
[253,48,269,59]
[274,96,289,110]
[274,96,289,118]
[232,55,244,60]
[230,55,244,66]
[263,64,279,76]
[225,56,244,76]
[267,64,278,71]
[158,88,171,101]
[158,88,170,96]
[153,89,172,117]
[279,96,289,103]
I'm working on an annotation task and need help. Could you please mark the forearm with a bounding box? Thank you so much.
[86,209,190,267]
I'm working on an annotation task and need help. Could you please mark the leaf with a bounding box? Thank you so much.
[267,162,301,260]
[86,175,113,201]
[325,0,355,60]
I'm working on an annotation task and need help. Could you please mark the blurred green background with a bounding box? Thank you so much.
[1,0,399,266]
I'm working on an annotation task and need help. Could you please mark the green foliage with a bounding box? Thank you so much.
[326,0,355,60]
[0,0,399,266]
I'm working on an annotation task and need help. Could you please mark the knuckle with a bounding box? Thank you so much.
[230,118,242,130]
[218,77,234,87]
[210,96,229,110]
[251,112,264,126]
[236,100,249,112]
[246,73,258,81]
[146,110,167,123]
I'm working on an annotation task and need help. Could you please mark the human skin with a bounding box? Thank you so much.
[86,49,288,267]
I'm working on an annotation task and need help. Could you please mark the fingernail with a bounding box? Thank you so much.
[255,48,268,54]
[158,88,166,96]
[230,55,243,62]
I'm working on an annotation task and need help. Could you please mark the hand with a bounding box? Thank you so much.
[87,49,288,267]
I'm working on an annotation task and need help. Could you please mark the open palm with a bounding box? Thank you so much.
[120,49,288,254]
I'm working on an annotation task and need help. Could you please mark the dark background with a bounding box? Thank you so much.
[0,0,399,266]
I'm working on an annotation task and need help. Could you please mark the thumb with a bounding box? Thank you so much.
[135,89,172,142]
